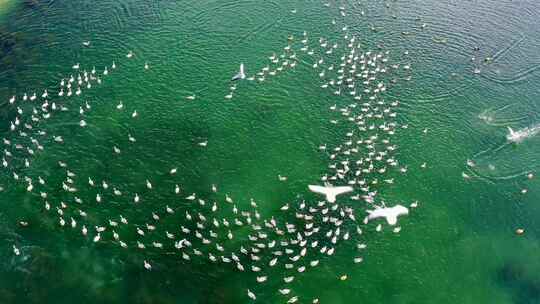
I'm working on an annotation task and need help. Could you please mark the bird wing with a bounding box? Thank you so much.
[507,127,515,135]
[231,73,242,81]
[331,186,353,196]
[308,185,327,195]
[231,64,245,81]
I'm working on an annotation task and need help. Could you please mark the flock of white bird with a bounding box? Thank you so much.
[1,2,422,303]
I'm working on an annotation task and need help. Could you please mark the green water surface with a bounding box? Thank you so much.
[0,0,539,303]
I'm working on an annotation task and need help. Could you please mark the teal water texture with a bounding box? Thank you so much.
[0,0,540,303]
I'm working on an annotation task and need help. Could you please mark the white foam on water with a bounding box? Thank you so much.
[506,123,540,143]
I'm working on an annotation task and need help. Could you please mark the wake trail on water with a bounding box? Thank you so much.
[469,125,540,180]
[477,104,528,127]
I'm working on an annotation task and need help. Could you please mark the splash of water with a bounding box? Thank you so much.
[506,124,540,143]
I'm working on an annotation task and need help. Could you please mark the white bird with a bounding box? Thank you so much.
[284,276,294,283]
[287,296,298,303]
[247,289,256,300]
[236,263,245,271]
[308,183,353,203]
[232,63,246,81]
[366,205,409,225]
[143,260,152,270]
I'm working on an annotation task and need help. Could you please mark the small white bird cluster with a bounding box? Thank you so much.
[2,55,124,173]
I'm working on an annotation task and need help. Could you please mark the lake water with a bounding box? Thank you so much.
[0,0,539,303]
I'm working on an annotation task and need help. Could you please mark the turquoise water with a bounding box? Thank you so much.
[0,0,540,303]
